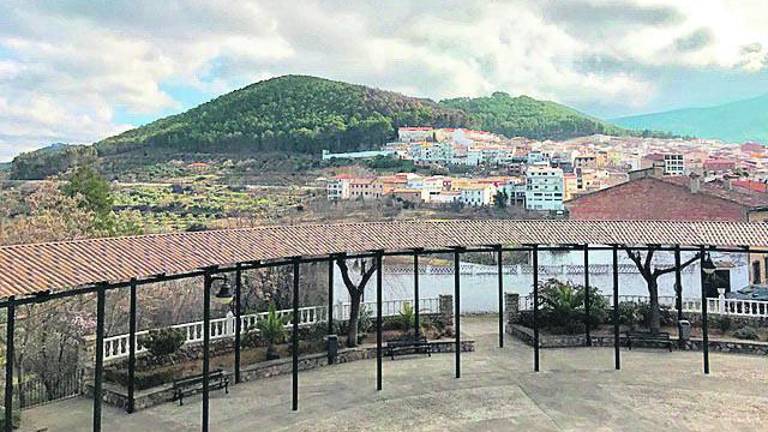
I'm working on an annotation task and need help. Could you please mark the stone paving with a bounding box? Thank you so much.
[21,317,768,431]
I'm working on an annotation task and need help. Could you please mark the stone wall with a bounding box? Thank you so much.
[507,324,768,355]
[91,338,475,412]
[504,293,519,326]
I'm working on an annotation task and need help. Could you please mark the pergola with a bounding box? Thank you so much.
[1,219,767,432]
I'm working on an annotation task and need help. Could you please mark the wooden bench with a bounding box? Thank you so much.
[385,335,431,360]
[625,331,673,352]
[172,369,229,406]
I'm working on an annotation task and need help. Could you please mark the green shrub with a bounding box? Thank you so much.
[357,305,373,334]
[538,278,607,334]
[141,327,186,359]
[257,304,288,359]
[105,367,177,390]
[399,302,416,334]
[733,326,760,341]
[618,302,641,327]
[0,407,21,430]
[636,303,676,328]
[711,316,733,333]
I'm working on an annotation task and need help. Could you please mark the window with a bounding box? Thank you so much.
[753,261,762,284]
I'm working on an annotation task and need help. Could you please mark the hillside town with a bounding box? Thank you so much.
[323,127,768,212]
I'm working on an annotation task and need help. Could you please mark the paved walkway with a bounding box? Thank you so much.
[21,317,768,431]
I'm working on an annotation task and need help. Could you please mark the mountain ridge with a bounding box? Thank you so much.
[613,93,768,143]
[11,75,634,179]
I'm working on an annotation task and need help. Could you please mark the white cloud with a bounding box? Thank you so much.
[1,0,767,161]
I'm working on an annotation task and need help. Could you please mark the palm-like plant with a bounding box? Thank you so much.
[257,304,288,360]
[399,302,416,334]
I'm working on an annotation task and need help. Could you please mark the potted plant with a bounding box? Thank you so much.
[257,304,287,360]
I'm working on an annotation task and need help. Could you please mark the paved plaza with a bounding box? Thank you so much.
[21,317,768,431]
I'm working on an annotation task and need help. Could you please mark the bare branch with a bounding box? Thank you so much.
[653,252,702,277]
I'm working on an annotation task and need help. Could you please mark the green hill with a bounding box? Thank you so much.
[11,75,632,179]
[613,94,768,143]
[440,92,628,140]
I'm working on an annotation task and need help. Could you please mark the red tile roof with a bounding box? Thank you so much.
[1,220,767,299]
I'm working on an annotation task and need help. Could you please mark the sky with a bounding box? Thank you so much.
[1,0,768,162]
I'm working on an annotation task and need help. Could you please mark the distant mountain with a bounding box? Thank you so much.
[613,94,768,143]
[10,75,631,179]
[440,92,628,140]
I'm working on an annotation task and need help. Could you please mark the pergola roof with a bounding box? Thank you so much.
[1,219,767,299]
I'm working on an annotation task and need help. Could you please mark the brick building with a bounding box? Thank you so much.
[566,172,768,284]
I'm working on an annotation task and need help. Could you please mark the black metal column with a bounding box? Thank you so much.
[699,248,710,375]
[414,252,420,337]
[674,246,683,323]
[584,244,591,347]
[127,279,137,413]
[497,245,504,348]
[202,272,212,431]
[454,250,461,379]
[376,251,383,391]
[292,259,300,410]
[234,264,242,384]
[327,257,334,335]
[612,246,620,370]
[93,284,106,432]
[4,297,15,432]
[533,245,540,372]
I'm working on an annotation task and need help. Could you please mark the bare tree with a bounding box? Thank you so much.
[336,257,378,347]
[624,246,701,334]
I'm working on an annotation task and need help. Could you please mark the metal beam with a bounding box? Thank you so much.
[584,244,591,347]
[699,248,710,375]
[612,246,620,370]
[93,284,106,432]
[376,251,383,391]
[292,258,300,410]
[414,252,420,337]
[234,265,242,384]
[127,279,137,413]
[327,257,334,335]
[533,245,540,372]
[202,271,212,431]
[454,249,461,379]
[4,297,14,432]
[497,245,504,348]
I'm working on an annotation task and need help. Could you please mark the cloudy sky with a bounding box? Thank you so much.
[1,0,768,161]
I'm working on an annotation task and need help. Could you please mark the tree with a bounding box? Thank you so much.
[624,246,701,334]
[336,256,378,347]
[494,190,508,209]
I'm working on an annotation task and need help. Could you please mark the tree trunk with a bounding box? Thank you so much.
[347,291,362,347]
[647,280,661,335]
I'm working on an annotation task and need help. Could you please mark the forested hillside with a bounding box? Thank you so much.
[10,75,633,179]
[439,92,628,140]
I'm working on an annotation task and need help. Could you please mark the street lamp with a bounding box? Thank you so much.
[211,276,234,304]
[702,253,717,275]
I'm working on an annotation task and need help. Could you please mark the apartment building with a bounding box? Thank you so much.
[525,163,565,211]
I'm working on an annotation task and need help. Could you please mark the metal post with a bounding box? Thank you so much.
[127,279,137,413]
[454,249,461,379]
[93,284,106,432]
[497,245,504,348]
[4,297,15,432]
[292,259,300,410]
[202,272,212,432]
[327,257,334,335]
[533,245,540,372]
[612,246,620,370]
[584,244,591,347]
[234,265,242,384]
[699,248,710,375]
[376,251,383,391]
[414,251,420,337]
[674,246,683,323]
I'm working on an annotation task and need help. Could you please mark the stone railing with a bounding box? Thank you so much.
[518,292,768,319]
[102,297,441,362]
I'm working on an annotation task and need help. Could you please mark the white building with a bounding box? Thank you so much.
[664,153,685,176]
[459,185,496,207]
[326,176,351,200]
[525,163,565,211]
[398,127,434,143]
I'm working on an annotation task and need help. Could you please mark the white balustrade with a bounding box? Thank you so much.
[103,298,440,361]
